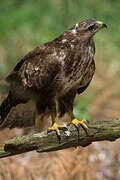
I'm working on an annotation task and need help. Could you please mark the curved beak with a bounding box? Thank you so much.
[101,23,107,28]
[97,21,107,29]
[94,21,107,33]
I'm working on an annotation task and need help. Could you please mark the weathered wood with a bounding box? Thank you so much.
[0,118,120,159]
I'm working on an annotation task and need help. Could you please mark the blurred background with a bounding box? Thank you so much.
[0,0,120,179]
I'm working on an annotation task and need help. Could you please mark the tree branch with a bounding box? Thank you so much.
[0,118,120,159]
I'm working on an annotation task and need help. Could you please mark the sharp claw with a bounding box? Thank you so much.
[71,119,89,136]
[86,119,89,124]
[67,122,71,127]
[47,129,51,134]
[79,123,89,135]
[61,126,68,131]
[56,133,61,144]
[47,123,69,143]
[79,120,89,135]
[72,123,80,140]
[76,126,80,136]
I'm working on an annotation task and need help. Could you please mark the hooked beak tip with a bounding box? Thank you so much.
[97,21,107,29]
[102,23,107,29]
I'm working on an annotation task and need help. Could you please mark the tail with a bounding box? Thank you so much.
[0,91,28,125]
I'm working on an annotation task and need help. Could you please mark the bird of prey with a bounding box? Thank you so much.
[0,19,107,140]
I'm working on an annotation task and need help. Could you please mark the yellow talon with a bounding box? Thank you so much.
[48,123,67,136]
[79,119,88,129]
[72,119,87,126]
[71,119,88,134]
[47,112,69,143]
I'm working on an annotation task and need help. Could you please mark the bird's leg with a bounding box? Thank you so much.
[68,110,89,135]
[47,112,68,142]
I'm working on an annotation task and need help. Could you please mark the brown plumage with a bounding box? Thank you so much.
[0,19,107,136]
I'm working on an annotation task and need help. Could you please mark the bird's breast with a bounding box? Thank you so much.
[61,56,94,94]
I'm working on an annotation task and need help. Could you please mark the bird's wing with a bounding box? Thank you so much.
[6,44,62,90]
[6,45,47,82]
[77,60,95,94]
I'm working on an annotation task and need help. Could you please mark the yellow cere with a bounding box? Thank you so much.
[97,21,103,26]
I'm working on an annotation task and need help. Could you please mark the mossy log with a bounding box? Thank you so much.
[0,118,120,159]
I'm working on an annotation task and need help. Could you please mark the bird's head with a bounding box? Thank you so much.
[76,19,107,40]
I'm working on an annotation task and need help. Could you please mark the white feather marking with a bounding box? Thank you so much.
[71,39,75,43]
[71,29,76,34]
[62,39,67,43]
[75,23,79,28]
[35,67,39,71]
[53,50,57,56]
[70,44,74,49]
[60,50,65,56]
[58,50,66,65]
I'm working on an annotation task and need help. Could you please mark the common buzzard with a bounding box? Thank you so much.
[0,19,107,139]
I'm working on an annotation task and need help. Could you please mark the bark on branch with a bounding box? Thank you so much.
[0,118,120,159]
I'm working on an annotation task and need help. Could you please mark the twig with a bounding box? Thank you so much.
[0,118,120,159]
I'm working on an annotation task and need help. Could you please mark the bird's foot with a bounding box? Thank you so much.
[69,119,89,135]
[47,123,68,143]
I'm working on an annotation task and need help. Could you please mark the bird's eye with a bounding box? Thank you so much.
[88,25,95,31]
